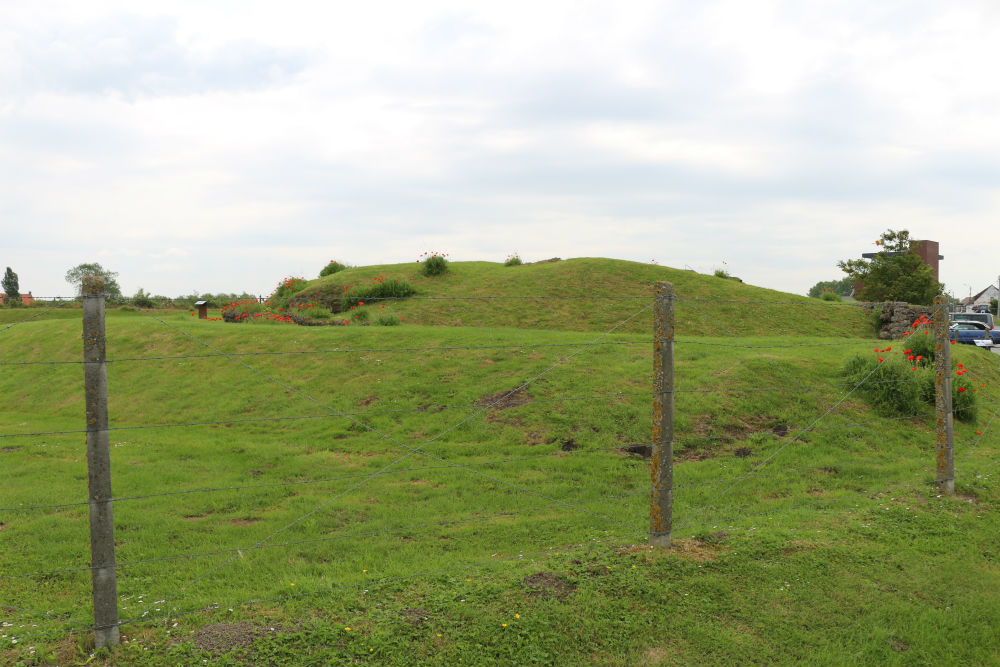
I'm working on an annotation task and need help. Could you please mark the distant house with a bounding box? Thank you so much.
[0,292,35,305]
[968,285,999,311]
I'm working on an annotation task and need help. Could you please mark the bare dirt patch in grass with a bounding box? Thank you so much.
[638,646,673,666]
[525,430,548,446]
[618,443,651,458]
[191,622,278,656]
[672,537,726,562]
[523,572,576,600]
[400,607,432,626]
[477,387,531,411]
[956,490,980,504]
[229,517,261,526]
[676,447,718,462]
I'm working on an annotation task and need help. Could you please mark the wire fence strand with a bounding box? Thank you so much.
[119,300,655,622]
[3,292,997,647]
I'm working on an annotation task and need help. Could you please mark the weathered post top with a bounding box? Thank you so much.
[82,276,106,296]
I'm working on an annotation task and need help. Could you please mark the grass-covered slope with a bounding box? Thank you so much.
[292,258,871,337]
[0,275,998,666]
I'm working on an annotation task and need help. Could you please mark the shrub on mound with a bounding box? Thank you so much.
[320,260,349,277]
[842,349,978,423]
[342,276,416,309]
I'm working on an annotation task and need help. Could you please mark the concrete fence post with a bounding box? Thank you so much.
[650,281,674,547]
[933,295,955,495]
[82,276,120,648]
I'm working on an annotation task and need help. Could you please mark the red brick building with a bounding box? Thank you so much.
[854,239,943,298]
[0,292,35,305]
[909,240,942,282]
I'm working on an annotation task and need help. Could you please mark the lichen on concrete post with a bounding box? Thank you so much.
[933,295,955,495]
[650,281,674,547]
[82,275,120,647]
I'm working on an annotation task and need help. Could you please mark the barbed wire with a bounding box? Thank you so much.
[0,430,875,514]
[122,300,656,622]
[954,396,1000,459]
[672,294,816,399]
[0,602,89,632]
[3,448,949,642]
[0,436,904,515]
[676,338,887,350]
[8,447,953,642]
[0,378,963,443]
[3,361,964,443]
[3,528,648,642]
[675,297,868,306]
[669,349,887,533]
[0,489,650,581]
[284,294,654,302]
[668,448,943,549]
[3,293,991,645]
[0,389,655,442]
[0,307,65,333]
[672,483,924,537]
[0,339,653,367]
[11,294,947,307]
[107,529,651,634]
[0,444,637,512]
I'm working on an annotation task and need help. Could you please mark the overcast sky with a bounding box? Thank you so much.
[2,0,998,299]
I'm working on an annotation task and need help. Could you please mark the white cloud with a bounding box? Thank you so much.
[2,0,999,298]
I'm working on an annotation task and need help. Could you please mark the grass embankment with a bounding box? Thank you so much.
[0,263,998,666]
[290,258,871,337]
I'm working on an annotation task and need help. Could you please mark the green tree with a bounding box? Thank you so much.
[2,267,20,306]
[65,263,123,299]
[132,287,154,308]
[808,277,854,298]
[837,229,942,305]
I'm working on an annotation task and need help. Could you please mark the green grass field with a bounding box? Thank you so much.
[1,259,998,666]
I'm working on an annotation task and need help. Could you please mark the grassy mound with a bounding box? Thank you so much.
[0,273,997,666]
[292,258,871,337]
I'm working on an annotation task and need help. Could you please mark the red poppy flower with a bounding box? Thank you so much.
[958,387,966,392]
